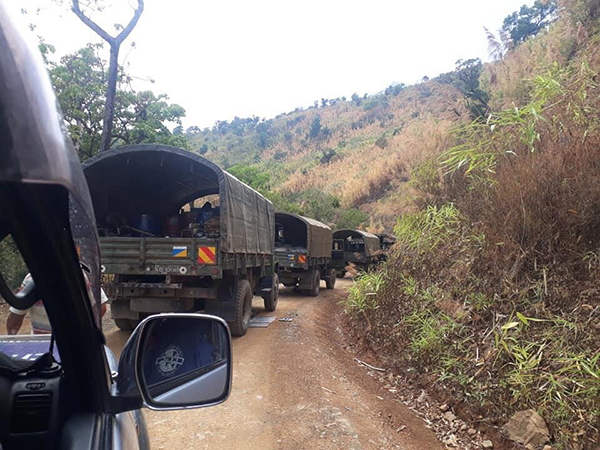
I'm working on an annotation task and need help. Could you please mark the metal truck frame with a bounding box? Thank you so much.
[83,144,278,337]
[274,212,335,296]
[331,229,381,277]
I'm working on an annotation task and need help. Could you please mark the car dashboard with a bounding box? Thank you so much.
[0,335,65,450]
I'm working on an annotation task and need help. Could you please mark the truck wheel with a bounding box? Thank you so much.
[114,318,135,331]
[263,274,279,312]
[325,269,336,290]
[308,270,320,297]
[228,280,253,337]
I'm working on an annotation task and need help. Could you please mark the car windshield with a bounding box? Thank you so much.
[0,192,100,367]
[68,194,102,328]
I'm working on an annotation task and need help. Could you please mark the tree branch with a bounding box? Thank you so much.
[71,1,114,44]
[115,0,144,45]
[71,0,144,46]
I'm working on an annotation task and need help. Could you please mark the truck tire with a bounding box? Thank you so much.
[325,269,336,290]
[228,280,253,337]
[308,269,320,297]
[114,318,135,331]
[262,274,279,312]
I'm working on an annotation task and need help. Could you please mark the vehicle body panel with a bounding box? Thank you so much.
[274,212,333,289]
[274,212,332,260]
[331,229,381,270]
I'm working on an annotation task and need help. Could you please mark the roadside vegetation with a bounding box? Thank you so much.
[341,1,600,448]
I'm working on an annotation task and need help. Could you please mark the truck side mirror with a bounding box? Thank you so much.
[134,314,232,410]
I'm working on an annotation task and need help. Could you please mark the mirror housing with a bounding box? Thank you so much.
[115,313,232,411]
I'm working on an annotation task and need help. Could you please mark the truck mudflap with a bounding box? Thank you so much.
[259,287,273,296]
[204,300,236,322]
[204,274,239,322]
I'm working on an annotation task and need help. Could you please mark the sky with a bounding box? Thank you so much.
[19,0,531,129]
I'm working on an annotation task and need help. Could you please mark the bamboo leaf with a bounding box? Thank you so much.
[501,321,520,330]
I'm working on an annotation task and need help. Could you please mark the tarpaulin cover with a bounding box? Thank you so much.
[83,144,274,255]
[333,229,380,257]
[275,212,332,258]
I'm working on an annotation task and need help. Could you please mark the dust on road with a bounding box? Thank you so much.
[105,279,444,450]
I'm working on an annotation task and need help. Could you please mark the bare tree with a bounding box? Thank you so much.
[71,0,144,152]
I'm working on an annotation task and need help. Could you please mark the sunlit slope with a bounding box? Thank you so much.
[187,82,468,229]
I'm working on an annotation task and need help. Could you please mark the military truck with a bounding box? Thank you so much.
[274,212,335,296]
[332,229,381,277]
[376,233,397,251]
[83,144,278,337]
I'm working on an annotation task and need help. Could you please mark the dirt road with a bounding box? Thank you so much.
[105,279,444,450]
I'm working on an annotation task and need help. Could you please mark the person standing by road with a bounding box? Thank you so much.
[6,272,108,334]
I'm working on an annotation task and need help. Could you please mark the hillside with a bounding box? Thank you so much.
[187,1,600,448]
[185,76,471,231]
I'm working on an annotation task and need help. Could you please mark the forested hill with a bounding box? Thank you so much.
[181,0,571,234]
[184,76,472,231]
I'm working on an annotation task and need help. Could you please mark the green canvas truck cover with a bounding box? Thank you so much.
[275,212,332,258]
[333,229,380,257]
[83,144,274,255]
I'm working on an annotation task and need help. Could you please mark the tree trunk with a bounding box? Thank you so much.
[71,0,144,154]
[100,45,119,153]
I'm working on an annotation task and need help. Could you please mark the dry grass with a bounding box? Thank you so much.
[342,8,600,448]
[442,61,600,283]
[276,83,467,224]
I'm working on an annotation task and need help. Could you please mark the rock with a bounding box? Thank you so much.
[439,403,449,412]
[417,391,428,403]
[503,410,550,447]
[443,434,459,446]
[467,428,477,436]
[482,440,493,448]
[443,411,457,422]
[542,447,553,450]
[460,423,468,431]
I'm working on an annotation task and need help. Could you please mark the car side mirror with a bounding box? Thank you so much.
[133,314,232,410]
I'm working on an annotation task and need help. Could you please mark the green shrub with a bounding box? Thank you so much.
[375,135,388,149]
[335,208,367,229]
[405,309,457,363]
[343,271,386,315]
[394,204,460,253]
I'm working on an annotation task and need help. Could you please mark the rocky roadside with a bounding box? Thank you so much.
[336,322,556,450]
